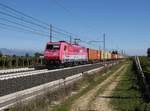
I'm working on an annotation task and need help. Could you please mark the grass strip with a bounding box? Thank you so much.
[87,63,128,109]
[110,61,150,111]
[53,61,126,111]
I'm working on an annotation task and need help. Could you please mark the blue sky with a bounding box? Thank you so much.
[0,0,150,55]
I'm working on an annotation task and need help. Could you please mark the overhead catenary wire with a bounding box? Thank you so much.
[0,3,50,26]
[0,10,78,42]
[52,0,72,15]
[51,0,101,40]
[0,25,49,39]
[0,11,49,30]
[0,22,50,37]
[0,2,97,47]
[0,17,49,34]
[0,3,76,37]
[0,21,68,41]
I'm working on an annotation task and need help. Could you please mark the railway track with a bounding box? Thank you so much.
[0,61,114,76]
[0,63,93,76]
[0,67,35,75]
[0,64,94,79]
[0,60,119,111]
[0,61,116,96]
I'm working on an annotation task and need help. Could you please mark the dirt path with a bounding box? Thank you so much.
[71,64,128,111]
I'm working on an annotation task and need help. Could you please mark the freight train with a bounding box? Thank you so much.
[44,41,123,67]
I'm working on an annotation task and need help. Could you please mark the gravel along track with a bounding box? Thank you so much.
[0,69,48,80]
[0,62,108,96]
[71,63,128,111]
[0,68,35,75]
[0,63,99,80]
[0,64,95,80]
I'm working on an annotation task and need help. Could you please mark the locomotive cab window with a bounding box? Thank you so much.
[46,44,60,50]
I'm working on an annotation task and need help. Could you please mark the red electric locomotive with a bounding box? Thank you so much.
[44,41,88,67]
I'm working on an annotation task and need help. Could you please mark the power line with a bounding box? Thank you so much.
[0,25,49,39]
[0,11,49,30]
[0,17,49,34]
[0,2,95,46]
[0,22,49,37]
[0,9,77,41]
[51,0,100,40]
[52,0,72,15]
[0,3,81,41]
[0,3,75,37]
[0,3,50,26]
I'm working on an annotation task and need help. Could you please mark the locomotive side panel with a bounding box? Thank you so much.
[59,42,88,63]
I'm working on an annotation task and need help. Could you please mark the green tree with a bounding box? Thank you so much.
[12,54,16,57]
[147,48,150,57]
[34,52,43,65]
[25,53,29,57]
[34,52,42,58]
[112,50,118,54]
[0,51,3,57]
[25,53,30,67]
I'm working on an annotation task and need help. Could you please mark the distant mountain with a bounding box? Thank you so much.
[0,48,43,56]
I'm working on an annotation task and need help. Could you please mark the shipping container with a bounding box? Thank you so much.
[111,53,114,60]
[115,54,118,59]
[101,51,104,60]
[107,52,112,60]
[88,48,99,61]
[97,50,101,60]
[117,54,123,59]
[104,51,108,60]
[111,53,117,60]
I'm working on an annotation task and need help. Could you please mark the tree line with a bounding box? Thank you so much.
[0,51,44,69]
[148,48,150,57]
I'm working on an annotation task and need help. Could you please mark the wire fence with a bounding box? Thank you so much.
[134,56,150,102]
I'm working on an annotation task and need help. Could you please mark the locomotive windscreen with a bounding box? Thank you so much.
[46,44,60,50]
